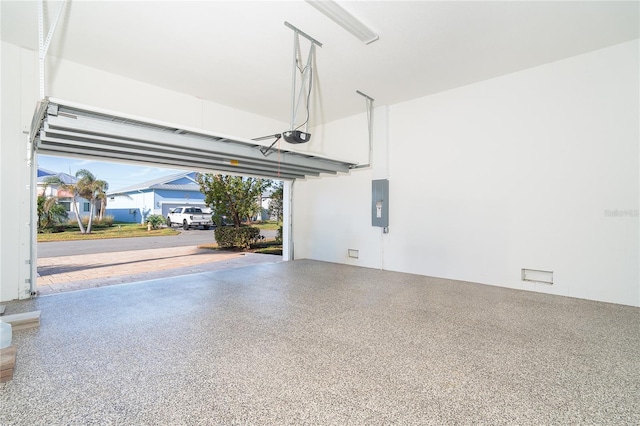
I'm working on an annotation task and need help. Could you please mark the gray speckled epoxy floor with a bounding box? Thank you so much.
[1,260,639,425]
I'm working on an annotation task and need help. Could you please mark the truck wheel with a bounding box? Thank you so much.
[204,225,210,230]
[183,220,189,230]
[167,217,172,228]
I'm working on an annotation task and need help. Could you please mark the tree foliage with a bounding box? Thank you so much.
[37,195,68,230]
[269,182,284,222]
[196,174,272,228]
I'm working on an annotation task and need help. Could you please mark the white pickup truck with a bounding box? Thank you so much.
[167,206,213,230]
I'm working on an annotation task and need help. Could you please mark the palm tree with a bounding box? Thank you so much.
[44,175,86,233]
[95,180,109,222]
[75,169,108,234]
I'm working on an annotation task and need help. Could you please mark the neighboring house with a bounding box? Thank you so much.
[37,167,92,220]
[106,172,207,223]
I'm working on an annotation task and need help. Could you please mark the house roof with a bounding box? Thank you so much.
[37,168,78,185]
[38,167,56,177]
[108,171,199,195]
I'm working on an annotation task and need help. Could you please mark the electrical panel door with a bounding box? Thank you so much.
[372,179,389,228]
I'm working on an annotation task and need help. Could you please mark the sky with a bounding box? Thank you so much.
[37,154,185,192]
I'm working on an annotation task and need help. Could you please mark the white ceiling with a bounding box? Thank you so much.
[2,1,638,126]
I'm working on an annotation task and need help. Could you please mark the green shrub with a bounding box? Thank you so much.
[72,215,115,229]
[87,216,114,229]
[276,225,283,243]
[214,226,260,249]
[146,214,166,230]
[98,215,114,227]
[37,195,69,230]
[66,216,114,229]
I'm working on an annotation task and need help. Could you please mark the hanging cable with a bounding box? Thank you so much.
[292,32,313,132]
[296,33,305,73]
[295,65,313,131]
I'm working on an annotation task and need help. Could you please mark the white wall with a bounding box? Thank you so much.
[1,42,288,301]
[45,54,287,139]
[1,42,38,302]
[294,40,640,307]
[293,105,389,268]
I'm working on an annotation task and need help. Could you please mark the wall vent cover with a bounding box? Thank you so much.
[521,268,553,285]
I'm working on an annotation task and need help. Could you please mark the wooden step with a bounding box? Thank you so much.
[1,311,40,331]
[0,345,16,383]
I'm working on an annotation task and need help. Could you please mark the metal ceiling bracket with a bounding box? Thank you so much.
[29,99,49,145]
[253,133,282,157]
[284,21,323,48]
[352,90,375,169]
[38,0,68,99]
[284,22,322,134]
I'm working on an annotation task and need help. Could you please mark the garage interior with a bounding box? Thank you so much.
[1,1,639,424]
[3,260,639,424]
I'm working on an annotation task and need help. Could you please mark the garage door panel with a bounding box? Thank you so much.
[33,99,356,180]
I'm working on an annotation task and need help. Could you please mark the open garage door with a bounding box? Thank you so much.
[28,98,353,295]
[30,98,356,180]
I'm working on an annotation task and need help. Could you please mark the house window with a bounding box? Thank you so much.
[59,201,71,212]
[83,202,91,212]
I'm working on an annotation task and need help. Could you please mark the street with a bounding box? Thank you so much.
[38,228,277,258]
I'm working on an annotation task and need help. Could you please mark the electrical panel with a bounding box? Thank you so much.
[372,179,389,228]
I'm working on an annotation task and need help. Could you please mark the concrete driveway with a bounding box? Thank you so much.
[37,229,281,295]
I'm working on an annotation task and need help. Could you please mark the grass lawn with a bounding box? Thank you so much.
[199,239,283,256]
[37,223,179,242]
[251,221,281,231]
[253,245,283,255]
